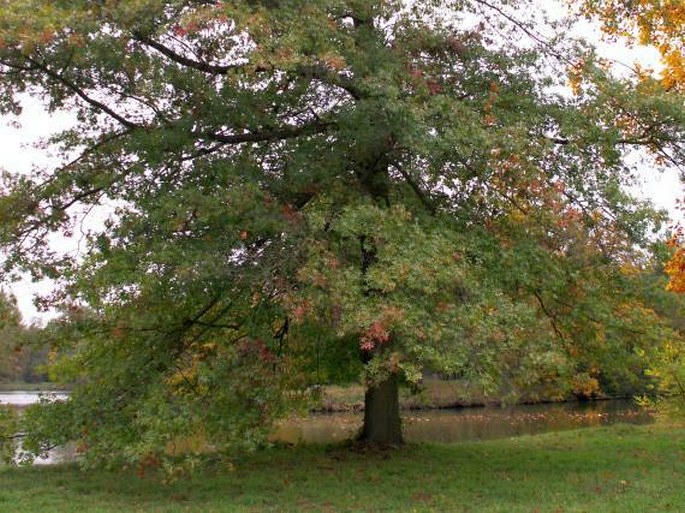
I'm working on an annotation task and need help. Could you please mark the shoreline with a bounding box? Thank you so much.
[310,379,638,413]
[0,383,69,392]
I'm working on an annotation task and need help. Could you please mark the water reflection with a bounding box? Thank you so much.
[16,442,78,466]
[271,400,653,445]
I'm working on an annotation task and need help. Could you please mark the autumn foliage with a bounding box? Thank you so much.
[580,0,685,91]
[665,227,685,292]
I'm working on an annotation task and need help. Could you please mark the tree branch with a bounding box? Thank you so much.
[132,32,239,75]
[393,162,437,214]
[25,57,140,129]
[532,289,568,345]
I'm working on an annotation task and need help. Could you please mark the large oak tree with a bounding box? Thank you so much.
[0,0,683,465]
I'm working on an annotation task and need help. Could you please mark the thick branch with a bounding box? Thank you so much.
[133,32,239,75]
[299,64,363,101]
[393,163,436,214]
[133,32,363,102]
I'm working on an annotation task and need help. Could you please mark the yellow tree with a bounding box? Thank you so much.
[659,217,685,419]
[579,0,685,418]
[579,0,684,91]
[665,226,685,293]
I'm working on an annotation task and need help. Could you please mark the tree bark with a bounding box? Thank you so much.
[359,372,403,446]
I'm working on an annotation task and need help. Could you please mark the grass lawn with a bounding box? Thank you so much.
[1,424,683,512]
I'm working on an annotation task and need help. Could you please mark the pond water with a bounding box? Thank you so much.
[2,391,653,464]
[1,391,73,465]
[272,400,653,445]
[0,391,68,407]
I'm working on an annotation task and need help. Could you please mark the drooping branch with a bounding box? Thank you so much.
[543,133,682,148]
[532,289,568,344]
[472,0,573,65]
[43,129,135,184]
[25,57,141,129]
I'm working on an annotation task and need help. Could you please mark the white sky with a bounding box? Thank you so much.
[0,7,682,324]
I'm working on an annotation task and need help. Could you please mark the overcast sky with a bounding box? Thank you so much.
[0,9,682,324]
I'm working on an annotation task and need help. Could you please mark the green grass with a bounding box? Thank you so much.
[1,424,684,512]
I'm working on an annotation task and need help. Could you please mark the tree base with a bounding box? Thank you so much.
[359,372,403,446]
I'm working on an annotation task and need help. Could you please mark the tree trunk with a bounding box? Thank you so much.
[360,372,403,446]
[357,157,399,446]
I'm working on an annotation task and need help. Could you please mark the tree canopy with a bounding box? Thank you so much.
[0,0,683,466]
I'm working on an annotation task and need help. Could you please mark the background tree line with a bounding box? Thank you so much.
[0,292,48,385]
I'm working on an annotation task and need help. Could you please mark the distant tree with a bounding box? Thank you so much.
[0,1,682,467]
[0,403,18,465]
[650,207,685,419]
[0,291,26,464]
[0,291,24,382]
[0,292,48,384]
